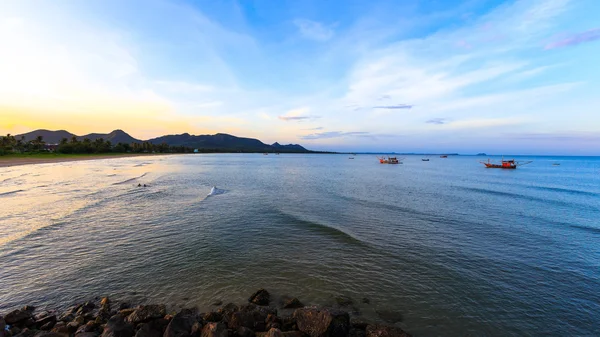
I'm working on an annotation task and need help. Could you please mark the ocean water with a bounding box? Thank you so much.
[1,154,599,336]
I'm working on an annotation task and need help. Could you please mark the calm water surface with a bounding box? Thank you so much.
[1,154,599,336]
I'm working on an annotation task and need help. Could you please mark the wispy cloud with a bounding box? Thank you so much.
[293,19,335,41]
[545,28,600,49]
[426,118,448,125]
[377,95,391,100]
[300,131,370,140]
[303,126,324,130]
[373,104,413,109]
[279,116,311,121]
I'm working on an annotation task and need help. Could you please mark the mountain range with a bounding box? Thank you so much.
[15,129,311,153]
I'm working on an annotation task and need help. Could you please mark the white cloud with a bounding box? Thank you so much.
[293,19,335,41]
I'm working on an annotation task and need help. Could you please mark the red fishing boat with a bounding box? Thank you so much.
[378,156,402,164]
[480,157,532,169]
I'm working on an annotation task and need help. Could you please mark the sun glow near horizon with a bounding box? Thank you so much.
[1,0,599,154]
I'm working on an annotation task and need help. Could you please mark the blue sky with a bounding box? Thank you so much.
[0,0,599,154]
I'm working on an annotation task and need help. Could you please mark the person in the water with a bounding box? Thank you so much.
[137,183,141,187]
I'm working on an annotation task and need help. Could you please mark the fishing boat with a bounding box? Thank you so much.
[349,157,354,159]
[440,155,448,158]
[552,163,560,166]
[263,153,268,155]
[378,156,402,164]
[480,157,532,169]
[422,158,430,161]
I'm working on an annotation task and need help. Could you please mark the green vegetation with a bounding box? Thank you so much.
[0,134,193,156]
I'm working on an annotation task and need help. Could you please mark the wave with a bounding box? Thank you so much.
[528,185,600,198]
[0,189,25,197]
[276,210,368,247]
[454,186,597,211]
[570,224,600,235]
[113,172,148,185]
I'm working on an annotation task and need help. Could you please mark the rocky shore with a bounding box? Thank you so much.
[0,290,411,337]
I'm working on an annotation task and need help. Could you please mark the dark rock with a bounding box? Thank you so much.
[164,308,198,337]
[13,328,35,337]
[58,314,74,323]
[118,310,135,318]
[374,311,402,324]
[10,327,22,336]
[248,290,270,306]
[333,296,353,307]
[5,307,35,325]
[282,299,303,310]
[32,332,66,337]
[279,317,295,332]
[76,322,99,334]
[265,315,280,331]
[281,333,302,337]
[97,298,111,322]
[190,322,202,337]
[234,327,254,337]
[264,329,282,337]
[118,304,130,311]
[76,333,100,337]
[211,302,222,307]
[226,305,275,332]
[77,303,96,316]
[126,305,166,325]
[133,323,160,337]
[51,322,69,335]
[349,329,365,337]
[1,316,6,331]
[365,325,411,337]
[200,323,228,337]
[34,314,56,329]
[293,308,350,337]
[360,299,370,305]
[101,315,134,337]
[202,312,222,323]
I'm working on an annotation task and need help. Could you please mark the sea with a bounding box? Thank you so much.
[1,154,599,336]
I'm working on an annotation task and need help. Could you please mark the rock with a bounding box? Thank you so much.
[265,329,282,337]
[76,322,99,334]
[365,325,411,337]
[202,312,222,323]
[97,298,111,322]
[77,303,96,316]
[282,299,303,310]
[51,322,69,335]
[133,323,160,337]
[200,323,227,337]
[361,299,370,305]
[101,315,134,337]
[12,329,35,337]
[190,322,202,337]
[279,317,296,332]
[126,305,166,325]
[32,332,66,337]
[76,333,100,337]
[265,315,280,330]
[293,308,350,337]
[248,290,270,306]
[5,307,35,325]
[334,296,353,307]
[235,327,255,337]
[118,310,135,318]
[117,303,131,311]
[210,301,222,307]
[281,333,302,337]
[35,314,57,329]
[226,305,275,332]
[374,311,402,324]
[349,329,365,337]
[1,316,6,331]
[164,308,198,337]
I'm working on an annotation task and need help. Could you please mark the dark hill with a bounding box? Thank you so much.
[17,129,141,144]
[80,130,141,144]
[16,129,76,144]
[148,133,310,153]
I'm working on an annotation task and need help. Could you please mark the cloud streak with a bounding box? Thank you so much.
[373,104,413,109]
[300,131,370,140]
[426,118,448,125]
[293,19,334,41]
[545,28,600,49]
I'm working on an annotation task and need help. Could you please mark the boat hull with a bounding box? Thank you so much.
[484,163,516,169]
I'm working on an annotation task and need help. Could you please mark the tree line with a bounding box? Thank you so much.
[0,134,193,155]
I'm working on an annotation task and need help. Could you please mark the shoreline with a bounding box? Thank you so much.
[0,153,182,168]
[0,289,412,337]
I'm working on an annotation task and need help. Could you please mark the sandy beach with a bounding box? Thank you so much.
[0,153,178,168]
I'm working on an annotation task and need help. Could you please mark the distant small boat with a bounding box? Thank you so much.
[422,158,430,161]
[480,157,532,169]
[349,157,354,159]
[276,153,280,155]
[263,153,268,155]
[552,163,560,166]
[440,155,448,158]
[378,156,402,164]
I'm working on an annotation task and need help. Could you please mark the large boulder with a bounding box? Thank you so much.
[200,323,227,337]
[282,299,303,310]
[76,333,100,337]
[365,325,411,337]
[5,307,35,325]
[293,308,349,337]
[101,315,134,337]
[163,309,198,337]
[134,323,161,337]
[226,305,275,332]
[35,315,57,330]
[126,305,166,325]
[248,290,270,306]
[202,312,222,323]
[32,332,67,337]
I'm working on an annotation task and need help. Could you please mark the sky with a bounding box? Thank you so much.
[1,0,599,154]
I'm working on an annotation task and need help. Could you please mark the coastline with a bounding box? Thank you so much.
[0,153,181,168]
[0,289,412,337]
